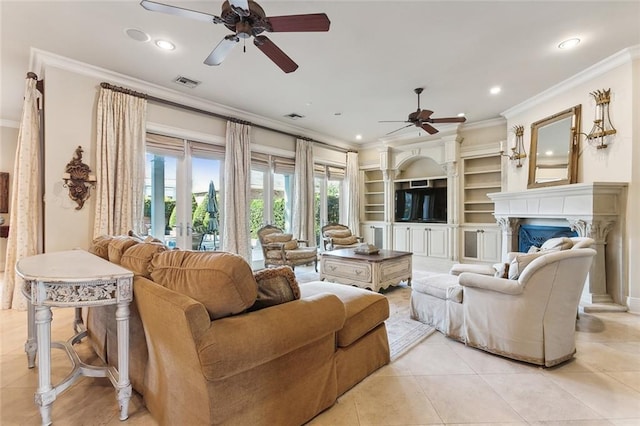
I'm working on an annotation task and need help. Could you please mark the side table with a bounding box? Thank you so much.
[17,250,133,426]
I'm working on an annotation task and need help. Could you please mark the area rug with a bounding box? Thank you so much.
[296,272,435,360]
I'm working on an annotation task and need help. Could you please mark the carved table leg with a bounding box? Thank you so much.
[34,306,55,426]
[116,301,131,421]
[25,299,37,368]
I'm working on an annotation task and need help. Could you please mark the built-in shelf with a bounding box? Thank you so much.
[462,154,501,224]
[363,169,385,221]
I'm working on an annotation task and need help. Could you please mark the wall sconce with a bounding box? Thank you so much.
[585,88,616,149]
[62,146,96,210]
[500,125,527,167]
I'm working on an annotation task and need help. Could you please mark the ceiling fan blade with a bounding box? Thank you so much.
[227,0,250,17]
[421,123,439,135]
[385,124,414,136]
[417,109,434,121]
[140,0,220,23]
[204,35,239,66]
[253,35,298,73]
[429,117,467,124]
[267,14,331,32]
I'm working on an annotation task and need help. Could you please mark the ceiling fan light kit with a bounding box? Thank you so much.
[379,88,467,136]
[140,0,330,73]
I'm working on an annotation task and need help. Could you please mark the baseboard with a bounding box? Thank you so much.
[626,296,640,314]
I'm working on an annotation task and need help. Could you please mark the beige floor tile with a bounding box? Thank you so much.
[306,392,361,426]
[571,341,640,372]
[397,341,475,376]
[605,371,640,393]
[448,340,542,374]
[545,371,640,419]
[609,419,640,426]
[481,373,602,422]
[527,421,615,425]
[350,375,443,425]
[416,374,524,424]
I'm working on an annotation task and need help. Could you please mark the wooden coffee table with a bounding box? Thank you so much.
[320,249,412,292]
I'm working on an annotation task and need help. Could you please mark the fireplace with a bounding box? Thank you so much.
[518,225,577,253]
[489,182,628,311]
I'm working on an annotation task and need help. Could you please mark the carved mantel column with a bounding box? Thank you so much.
[568,218,616,304]
[495,216,521,257]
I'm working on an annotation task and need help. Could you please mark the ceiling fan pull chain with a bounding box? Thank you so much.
[243,37,246,53]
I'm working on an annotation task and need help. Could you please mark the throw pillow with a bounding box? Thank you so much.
[249,266,301,311]
[493,262,510,279]
[150,250,258,320]
[108,236,140,265]
[283,239,298,250]
[540,237,573,251]
[508,251,547,280]
[527,245,541,253]
[331,235,358,246]
[264,233,293,243]
[89,235,113,260]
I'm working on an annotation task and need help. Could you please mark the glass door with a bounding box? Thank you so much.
[190,156,222,251]
[144,152,183,248]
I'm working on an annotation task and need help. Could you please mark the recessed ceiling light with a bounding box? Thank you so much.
[457,112,465,117]
[155,39,175,50]
[558,38,580,50]
[305,102,313,107]
[545,150,554,156]
[355,134,362,141]
[125,28,150,42]
[490,86,501,95]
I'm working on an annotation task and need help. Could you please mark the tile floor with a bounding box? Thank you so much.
[2,272,639,425]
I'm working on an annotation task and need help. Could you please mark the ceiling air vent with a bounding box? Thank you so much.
[173,76,201,88]
[284,113,305,120]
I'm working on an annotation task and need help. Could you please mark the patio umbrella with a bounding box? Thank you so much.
[206,180,219,238]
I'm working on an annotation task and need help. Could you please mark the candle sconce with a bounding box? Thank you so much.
[500,125,527,167]
[584,89,616,149]
[62,146,96,210]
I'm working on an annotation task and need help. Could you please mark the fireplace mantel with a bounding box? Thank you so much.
[488,182,628,311]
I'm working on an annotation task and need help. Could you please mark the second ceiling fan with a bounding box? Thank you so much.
[140,0,330,73]
[380,88,467,135]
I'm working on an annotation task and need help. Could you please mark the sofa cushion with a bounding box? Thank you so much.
[412,273,462,303]
[493,262,510,279]
[508,251,548,280]
[89,235,113,260]
[324,229,352,238]
[120,242,168,278]
[108,236,140,265]
[300,282,389,347]
[284,247,317,260]
[331,235,359,246]
[150,251,258,320]
[249,266,300,311]
[541,237,573,251]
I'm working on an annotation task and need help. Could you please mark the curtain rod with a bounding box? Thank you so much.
[99,82,352,154]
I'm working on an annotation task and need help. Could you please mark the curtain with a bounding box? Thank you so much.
[93,87,147,237]
[292,139,315,244]
[222,121,251,261]
[344,151,360,237]
[2,76,42,310]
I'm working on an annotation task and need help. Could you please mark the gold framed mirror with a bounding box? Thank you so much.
[528,104,581,189]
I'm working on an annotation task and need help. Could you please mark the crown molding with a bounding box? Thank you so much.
[502,45,640,119]
[29,48,353,149]
[460,117,506,131]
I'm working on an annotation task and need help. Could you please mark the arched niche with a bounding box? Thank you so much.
[395,155,445,180]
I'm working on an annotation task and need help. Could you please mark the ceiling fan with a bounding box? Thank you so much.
[140,0,330,73]
[380,88,467,135]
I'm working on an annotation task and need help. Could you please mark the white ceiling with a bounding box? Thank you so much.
[2,1,639,146]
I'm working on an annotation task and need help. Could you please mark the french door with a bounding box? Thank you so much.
[143,135,223,250]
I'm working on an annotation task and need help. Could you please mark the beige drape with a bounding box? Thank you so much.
[93,87,147,237]
[344,151,360,237]
[292,139,315,244]
[2,76,42,310]
[222,121,251,261]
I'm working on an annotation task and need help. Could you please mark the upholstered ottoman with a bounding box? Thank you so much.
[300,281,391,395]
[409,273,464,341]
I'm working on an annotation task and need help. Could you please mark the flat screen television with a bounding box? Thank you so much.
[394,187,447,223]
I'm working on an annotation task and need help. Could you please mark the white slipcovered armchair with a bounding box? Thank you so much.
[458,248,596,367]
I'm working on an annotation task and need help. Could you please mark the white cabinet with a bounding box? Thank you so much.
[361,223,385,248]
[461,226,501,263]
[393,224,449,259]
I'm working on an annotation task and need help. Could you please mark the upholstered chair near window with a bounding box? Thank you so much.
[257,224,317,271]
[321,223,364,251]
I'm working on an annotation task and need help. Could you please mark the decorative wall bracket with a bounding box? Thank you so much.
[62,146,96,210]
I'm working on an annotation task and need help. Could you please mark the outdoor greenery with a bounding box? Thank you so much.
[249,197,285,238]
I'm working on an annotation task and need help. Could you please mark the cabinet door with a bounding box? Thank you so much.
[393,226,410,251]
[479,227,501,263]
[463,230,479,259]
[410,227,427,256]
[427,227,448,259]
[364,225,384,249]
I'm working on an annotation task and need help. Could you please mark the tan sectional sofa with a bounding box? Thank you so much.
[86,235,390,425]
